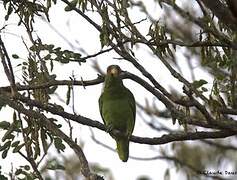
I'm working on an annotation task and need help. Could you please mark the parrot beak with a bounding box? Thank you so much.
[111,67,119,75]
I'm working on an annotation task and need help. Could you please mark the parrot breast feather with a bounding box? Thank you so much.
[99,87,135,135]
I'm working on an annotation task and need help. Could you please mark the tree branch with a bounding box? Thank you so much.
[131,130,236,145]
[79,48,113,61]
[0,36,16,94]
[61,0,101,31]
[0,94,101,180]
[1,69,236,129]
[133,39,236,50]
[90,129,228,180]
[1,92,236,145]
[199,0,237,31]
[0,76,104,92]
[161,0,235,47]
[18,151,43,180]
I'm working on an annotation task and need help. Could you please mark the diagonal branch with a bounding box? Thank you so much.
[0,36,16,93]
[0,94,101,180]
[60,0,101,31]
[79,47,113,61]
[133,39,237,50]
[199,0,237,31]
[18,151,43,180]
[161,0,235,47]
[1,92,236,145]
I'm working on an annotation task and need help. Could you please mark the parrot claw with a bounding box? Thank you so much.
[106,124,114,133]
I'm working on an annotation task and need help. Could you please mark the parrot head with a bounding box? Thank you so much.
[104,65,124,89]
[107,65,122,77]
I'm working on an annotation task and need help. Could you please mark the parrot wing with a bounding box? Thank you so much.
[125,88,136,136]
[98,92,106,125]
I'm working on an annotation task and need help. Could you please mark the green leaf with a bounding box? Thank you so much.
[0,121,10,129]
[54,137,65,152]
[11,141,20,147]
[20,171,35,180]
[33,142,41,159]
[172,117,176,125]
[44,54,51,60]
[2,127,14,142]
[15,169,23,175]
[29,45,37,51]
[0,99,7,111]
[2,134,14,140]
[54,47,61,52]
[13,111,16,121]
[46,159,66,170]
[59,57,69,64]
[41,129,49,154]
[192,79,208,89]
[24,165,30,171]
[137,175,151,180]
[12,54,19,59]
[47,163,65,170]
[201,87,208,92]
[4,15,10,21]
[65,0,78,11]
[164,168,170,180]
[5,3,13,21]
[47,44,55,50]
[13,143,25,153]
[2,149,8,159]
[46,0,52,9]
[66,85,71,105]
[0,141,11,151]
[99,30,109,48]
[74,53,81,59]
[50,60,54,72]
[0,174,8,180]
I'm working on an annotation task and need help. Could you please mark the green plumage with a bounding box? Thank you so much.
[99,65,136,162]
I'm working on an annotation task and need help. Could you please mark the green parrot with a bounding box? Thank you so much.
[99,65,136,162]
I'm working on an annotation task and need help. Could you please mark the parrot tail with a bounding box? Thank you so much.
[115,137,129,162]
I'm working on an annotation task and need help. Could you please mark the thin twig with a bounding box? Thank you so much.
[201,139,237,151]
[18,151,43,180]
[79,48,113,61]
[0,36,16,93]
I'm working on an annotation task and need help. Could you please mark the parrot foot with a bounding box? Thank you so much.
[106,124,114,133]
